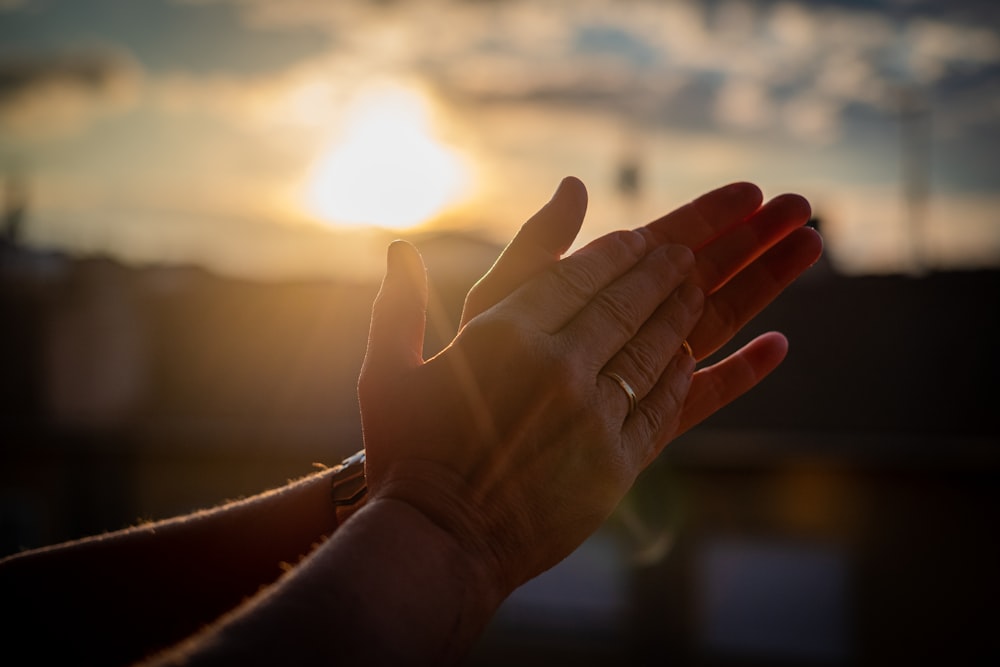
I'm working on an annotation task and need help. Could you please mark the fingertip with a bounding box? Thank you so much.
[557,175,588,207]
[720,181,763,208]
[621,229,649,256]
[387,238,414,259]
[677,348,698,377]
[519,177,588,255]
[763,329,789,349]
[802,225,825,265]
[785,225,825,266]
[805,224,824,250]
[387,238,415,264]
[553,175,589,219]
[707,182,763,219]
[673,242,696,269]
[769,192,812,223]
[754,331,790,366]
[386,239,427,290]
[678,281,704,313]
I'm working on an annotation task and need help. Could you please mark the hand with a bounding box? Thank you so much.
[358,231,701,594]
[462,177,823,435]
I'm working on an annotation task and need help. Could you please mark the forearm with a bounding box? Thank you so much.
[0,465,342,665]
[145,497,507,667]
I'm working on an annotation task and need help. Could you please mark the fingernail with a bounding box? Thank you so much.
[678,283,704,310]
[551,176,587,210]
[622,230,647,254]
[387,239,424,280]
[551,176,573,201]
[665,244,695,270]
[386,239,406,269]
[677,351,697,376]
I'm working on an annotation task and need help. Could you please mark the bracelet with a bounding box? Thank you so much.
[331,449,368,524]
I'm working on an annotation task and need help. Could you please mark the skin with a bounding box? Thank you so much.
[355,176,821,602]
[0,177,822,666]
[463,177,821,437]
[359,232,703,594]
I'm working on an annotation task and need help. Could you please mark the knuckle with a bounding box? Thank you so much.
[546,230,641,302]
[548,259,600,304]
[620,340,660,387]
[591,291,641,338]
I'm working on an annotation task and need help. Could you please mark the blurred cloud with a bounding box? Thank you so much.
[905,18,1000,83]
[175,0,1000,147]
[0,48,141,140]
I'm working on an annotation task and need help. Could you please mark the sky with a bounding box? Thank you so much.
[1,0,998,279]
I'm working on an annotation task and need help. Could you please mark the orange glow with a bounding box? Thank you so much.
[303,83,471,230]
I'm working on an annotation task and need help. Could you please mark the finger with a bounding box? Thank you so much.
[691,193,812,296]
[506,229,647,333]
[625,351,698,469]
[599,282,703,408]
[689,226,823,358]
[562,243,695,363]
[677,332,789,436]
[359,240,428,384]
[461,176,588,327]
[636,181,763,251]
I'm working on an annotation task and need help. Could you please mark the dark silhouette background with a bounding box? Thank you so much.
[1,225,997,665]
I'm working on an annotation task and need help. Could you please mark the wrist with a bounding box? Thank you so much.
[321,496,508,664]
[369,459,522,599]
[360,495,508,623]
[330,449,369,527]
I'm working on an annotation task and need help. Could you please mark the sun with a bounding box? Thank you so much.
[303,84,470,230]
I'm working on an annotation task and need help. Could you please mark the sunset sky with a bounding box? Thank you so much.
[1,0,998,279]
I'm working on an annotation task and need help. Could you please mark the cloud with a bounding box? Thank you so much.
[162,0,1000,128]
[714,78,776,131]
[904,18,1000,82]
[0,48,141,140]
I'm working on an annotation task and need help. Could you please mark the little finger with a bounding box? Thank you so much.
[678,332,789,436]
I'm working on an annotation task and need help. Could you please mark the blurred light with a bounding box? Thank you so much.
[302,82,471,230]
[699,538,851,663]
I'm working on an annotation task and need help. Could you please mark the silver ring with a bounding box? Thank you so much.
[603,371,637,416]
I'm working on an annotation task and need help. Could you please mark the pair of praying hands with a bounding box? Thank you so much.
[358,176,821,599]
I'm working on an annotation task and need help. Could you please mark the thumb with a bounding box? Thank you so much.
[461,176,587,326]
[361,240,428,384]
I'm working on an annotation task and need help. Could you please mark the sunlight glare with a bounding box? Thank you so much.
[304,84,470,229]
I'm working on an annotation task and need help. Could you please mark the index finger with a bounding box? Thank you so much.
[505,229,647,333]
[636,181,763,251]
[461,177,588,327]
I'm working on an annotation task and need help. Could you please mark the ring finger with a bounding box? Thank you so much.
[599,281,703,419]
